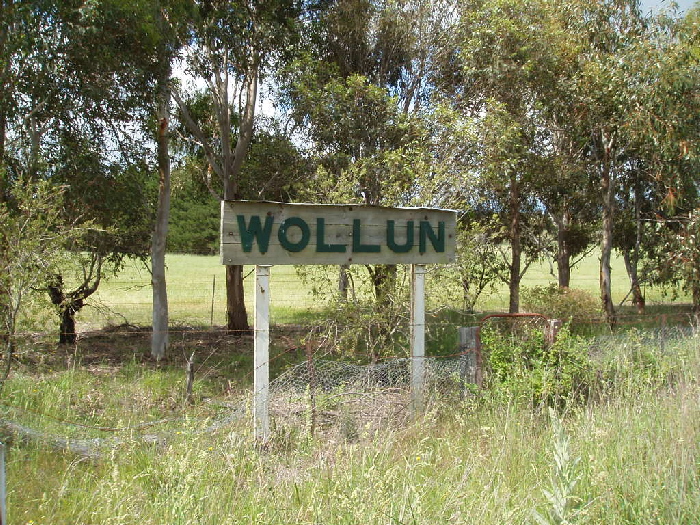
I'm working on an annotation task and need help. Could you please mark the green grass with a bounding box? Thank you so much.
[84,256,317,330]
[77,251,689,333]
[3,249,700,524]
[5,334,700,524]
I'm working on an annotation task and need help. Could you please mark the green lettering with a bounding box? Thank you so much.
[387,220,414,253]
[278,217,311,252]
[419,221,445,253]
[237,214,274,253]
[352,219,380,253]
[316,218,347,253]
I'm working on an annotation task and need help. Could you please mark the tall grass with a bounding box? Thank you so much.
[5,333,699,524]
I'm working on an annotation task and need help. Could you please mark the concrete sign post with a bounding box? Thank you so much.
[220,201,457,440]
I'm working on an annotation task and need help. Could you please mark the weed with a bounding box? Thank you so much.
[532,408,583,525]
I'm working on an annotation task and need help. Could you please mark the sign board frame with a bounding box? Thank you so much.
[220,201,458,441]
[221,201,457,266]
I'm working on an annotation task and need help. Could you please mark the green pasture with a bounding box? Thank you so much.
[4,249,699,525]
[81,251,688,332]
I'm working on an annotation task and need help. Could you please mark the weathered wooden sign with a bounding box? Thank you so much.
[220,201,457,266]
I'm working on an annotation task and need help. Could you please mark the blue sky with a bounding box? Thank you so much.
[640,0,697,14]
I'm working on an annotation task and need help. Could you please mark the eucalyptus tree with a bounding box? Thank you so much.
[173,0,302,333]
[561,1,700,321]
[628,6,700,311]
[439,0,691,323]
[1,0,164,343]
[435,0,563,313]
[280,0,451,302]
[151,0,195,359]
[571,0,651,326]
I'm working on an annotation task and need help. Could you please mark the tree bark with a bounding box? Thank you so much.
[622,248,645,314]
[59,306,78,345]
[555,211,572,288]
[48,261,101,344]
[599,132,616,328]
[367,264,397,307]
[508,172,521,313]
[151,60,171,360]
[626,171,645,314]
[339,265,349,301]
[226,264,249,334]
[221,58,258,333]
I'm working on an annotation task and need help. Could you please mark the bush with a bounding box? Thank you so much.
[521,284,601,321]
[482,323,593,405]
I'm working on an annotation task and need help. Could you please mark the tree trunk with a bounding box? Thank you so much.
[226,264,249,333]
[222,60,258,334]
[622,248,645,315]
[599,135,616,328]
[59,306,78,345]
[367,264,397,307]
[151,61,171,360]
[48,267,100,345]
[555,211,572,288]
[339,265,349,301]
[508,173,521,314]
[627,171,645,314]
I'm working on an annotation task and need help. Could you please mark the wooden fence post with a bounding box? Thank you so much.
[410,264,426,415]
[545,319,563,347]
[254,265,272,441]
[458,327,479,385]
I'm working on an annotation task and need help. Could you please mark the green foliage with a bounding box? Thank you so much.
[167,192,220,255]
[433,224,508,313]
[656,209,700,311]
[521,284,602,321]
[482,323,593,405]
[533,408,583,525]
[0,178,81,373]
[297,265,409,361]
[292,73,429,207]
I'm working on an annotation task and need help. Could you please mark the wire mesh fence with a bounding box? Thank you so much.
[4,253,700,450]
[2,311,698,455]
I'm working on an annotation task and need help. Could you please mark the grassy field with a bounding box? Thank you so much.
[3,252,698,524]
[80,251,689,331]
[4,331,700,524]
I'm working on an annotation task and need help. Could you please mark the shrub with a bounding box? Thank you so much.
[482,323,593,405]
[521,284,601,321]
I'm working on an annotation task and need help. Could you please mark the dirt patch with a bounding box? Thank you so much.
[11,323,313,383]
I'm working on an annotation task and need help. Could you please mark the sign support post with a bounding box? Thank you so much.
[221,201,456,437]
[254,265,272,441]
[410,264,426,415]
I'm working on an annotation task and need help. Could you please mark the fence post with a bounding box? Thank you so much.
[0,442,6,525]
[458,327,478,385]
[254,265,272,442]
[545,319,563,347]
[305,339,317,436]
[410,264,426,415]
[185,352,195,405]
